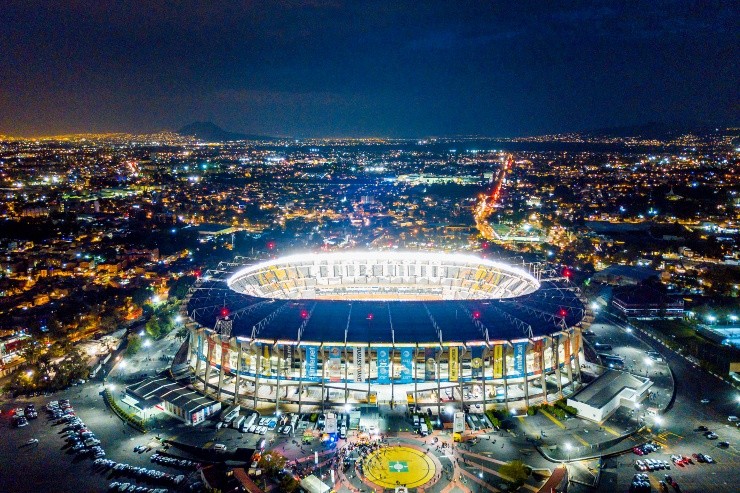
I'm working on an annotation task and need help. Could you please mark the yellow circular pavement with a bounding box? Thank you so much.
[363,446,436,489]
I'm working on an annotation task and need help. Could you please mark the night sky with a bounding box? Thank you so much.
[1,1,737,137]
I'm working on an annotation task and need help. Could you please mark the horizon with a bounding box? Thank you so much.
[1,1,737,137]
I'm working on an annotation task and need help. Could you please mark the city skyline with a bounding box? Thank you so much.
[1,1,737,138]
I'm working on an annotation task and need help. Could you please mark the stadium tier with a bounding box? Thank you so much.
[185,252,585,413]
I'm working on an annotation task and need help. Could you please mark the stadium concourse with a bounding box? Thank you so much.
[183,252,586,413]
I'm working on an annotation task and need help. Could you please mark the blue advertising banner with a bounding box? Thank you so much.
[424,347,435,381]
[513,342,527,376]
[470,346,484,378]
[377,347,391,384]
[306,346,318,381]
[197,333,204,361]
[399,347,413,383]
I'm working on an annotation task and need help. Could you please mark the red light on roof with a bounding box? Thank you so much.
[300,309,309,319]
[267,241,275,250]
[558,308,568,318]
[472,311,481,319]
[220,307,230,318]
[366,313,374,321]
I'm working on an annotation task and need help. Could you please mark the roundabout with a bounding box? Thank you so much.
[361,446,436,489]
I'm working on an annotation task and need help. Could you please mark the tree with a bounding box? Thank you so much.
[126,335,142,355]
[175,326,188,341]
[499,460,530,486]
[258,451,288,476]
[146,318,162,339]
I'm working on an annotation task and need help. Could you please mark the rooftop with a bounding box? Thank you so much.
[571,369,650,409]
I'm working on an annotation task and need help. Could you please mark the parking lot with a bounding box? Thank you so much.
[0,383,210,493]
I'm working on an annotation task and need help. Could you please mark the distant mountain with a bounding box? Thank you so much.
[580,121,730,139]
[177,122,275,142]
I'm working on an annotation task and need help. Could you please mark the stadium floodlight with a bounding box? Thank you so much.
[227,251,540,301]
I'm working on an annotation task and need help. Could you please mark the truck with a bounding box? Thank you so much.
[240,413,257,432]
[221,404,240,425]
[232,415,246,430]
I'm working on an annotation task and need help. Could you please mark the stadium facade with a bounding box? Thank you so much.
[184,252,585,412]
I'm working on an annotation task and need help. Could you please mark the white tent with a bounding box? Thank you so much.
[299,475,331,493]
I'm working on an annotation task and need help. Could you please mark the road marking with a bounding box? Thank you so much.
[572,433,590,446]
[601,424,620,437]
[516,416,538,437]
[539,409,566,430]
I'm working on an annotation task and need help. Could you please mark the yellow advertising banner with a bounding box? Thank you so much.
[449,346,459,382]
[493,344,503,378]
[563,334,571,362]
[262,344,271,375]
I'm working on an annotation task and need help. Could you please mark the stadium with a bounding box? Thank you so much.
[183,251,586,413]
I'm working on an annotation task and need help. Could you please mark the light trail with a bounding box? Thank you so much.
[474,154,513,241]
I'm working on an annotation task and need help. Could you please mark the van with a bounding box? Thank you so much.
[213,444,227,452]
[728,416,739,423]
[340,425,347,439]
[419,423,429,436]
[233,415,246,429]
[412,415,420,429]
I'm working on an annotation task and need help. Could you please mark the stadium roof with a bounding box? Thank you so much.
[188,258,584,344]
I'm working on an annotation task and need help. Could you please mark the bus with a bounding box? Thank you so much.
[600,354,624,369]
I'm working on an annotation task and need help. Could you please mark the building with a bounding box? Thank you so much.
[612,284,684,319]
[567,369,652,422]
[185,251,586,412]
[125,376,221,425]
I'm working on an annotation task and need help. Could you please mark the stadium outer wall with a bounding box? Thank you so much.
[185,326,584,415]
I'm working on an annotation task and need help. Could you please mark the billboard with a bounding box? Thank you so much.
[471,346,484,378]
[512,342,527,376]
[207,336,216,366]
[221,340,231,373]
[424,347,436,381]
[328,346,342,382]
[377,347,390,384]
[399,347,413,383]
[353,346,366,382]
[306,346,318,380]
[197,333,204,361]
[493,344,503,379]
[449,346,459,382]
[532,339,542,376]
